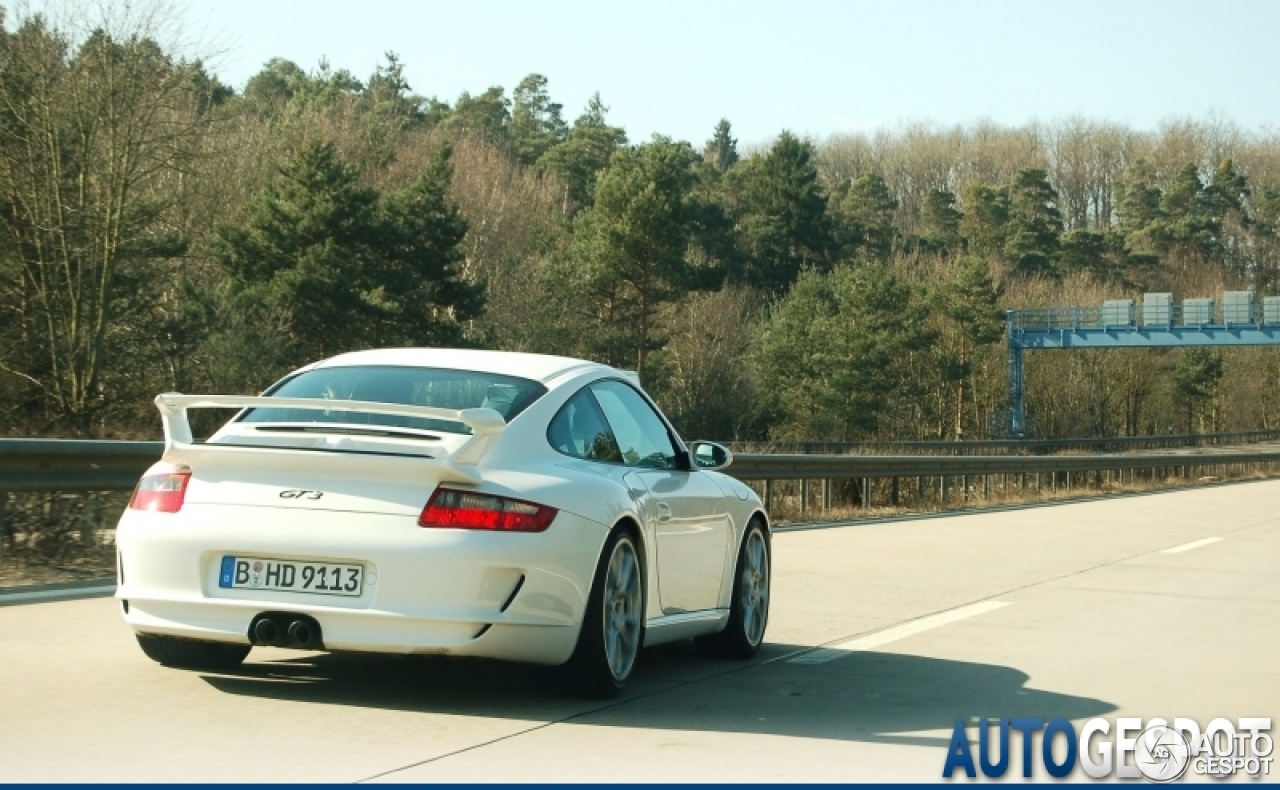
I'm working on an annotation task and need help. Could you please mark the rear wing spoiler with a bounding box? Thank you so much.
[154,393,507,482]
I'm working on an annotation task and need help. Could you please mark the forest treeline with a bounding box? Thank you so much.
[4,6,1280,441]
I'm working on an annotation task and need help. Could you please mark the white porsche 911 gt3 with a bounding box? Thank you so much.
[116,348,770,696]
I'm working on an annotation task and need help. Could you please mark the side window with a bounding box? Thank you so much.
[547,388,623,463]
[590,380,679,470]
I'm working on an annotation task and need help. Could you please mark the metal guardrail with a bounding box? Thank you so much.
[0,440,163,492]
[725,447,1280,480]
[727,444,1280,514]
[3,438,1280,492]
[729,429,1280,456]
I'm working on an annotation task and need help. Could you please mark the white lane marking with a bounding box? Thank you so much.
[1161,537,1223,554]
[787,601,1011,665]
[0,585,116,605]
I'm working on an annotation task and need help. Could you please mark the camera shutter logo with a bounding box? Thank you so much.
[1135,723,1191,782]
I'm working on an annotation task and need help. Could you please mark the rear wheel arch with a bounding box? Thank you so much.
[606,515,649,608]
[573,515,648,641]
[611,516,647,573]
[564,517,647,697]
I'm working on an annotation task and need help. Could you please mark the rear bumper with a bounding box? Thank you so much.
[115,503,609,665]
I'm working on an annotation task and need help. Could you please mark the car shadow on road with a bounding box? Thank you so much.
[199,640,1115,746]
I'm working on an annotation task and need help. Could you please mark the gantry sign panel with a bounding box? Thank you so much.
[1004,292,1280,436]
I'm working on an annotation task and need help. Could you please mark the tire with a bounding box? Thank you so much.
[136,633,251,670]
[565,527,644,698]
[696,518,770,659]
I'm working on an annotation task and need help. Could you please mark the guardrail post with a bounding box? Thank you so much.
[891,476,900,506]
[763,480,772,513]
[941,475,949,503]
[821,479,830,512]
[79,493,99,546]
[862,477,872,508]
[962,474,969,502]
[801,480,809,515]
[1007,311,1026,438]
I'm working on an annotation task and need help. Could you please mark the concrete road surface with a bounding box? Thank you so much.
[2,481,1276,782]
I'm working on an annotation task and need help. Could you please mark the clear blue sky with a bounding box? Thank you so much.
[184,0,1280,147]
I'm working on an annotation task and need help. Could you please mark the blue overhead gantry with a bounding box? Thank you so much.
[1004,291,1280,437]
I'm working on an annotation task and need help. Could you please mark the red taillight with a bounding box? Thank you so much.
[419,488,557,532]
[128,472,191,513]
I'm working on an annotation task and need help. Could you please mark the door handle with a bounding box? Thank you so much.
[655,502,672,522]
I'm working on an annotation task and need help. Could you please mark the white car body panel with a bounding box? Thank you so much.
[628,469,733,614]
[115,348,767,666]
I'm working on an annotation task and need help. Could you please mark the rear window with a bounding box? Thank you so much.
[240,365,547,435]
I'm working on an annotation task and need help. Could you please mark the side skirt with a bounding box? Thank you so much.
[643,609,729,647]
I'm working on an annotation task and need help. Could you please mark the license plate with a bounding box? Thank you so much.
[219,556,362,597]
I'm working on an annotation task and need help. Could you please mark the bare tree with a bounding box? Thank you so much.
[0,2,219,431]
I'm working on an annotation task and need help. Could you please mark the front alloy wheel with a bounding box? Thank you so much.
[738,527,770,647]
[696,518,770,658]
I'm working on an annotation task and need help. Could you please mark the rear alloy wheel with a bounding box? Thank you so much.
[567,528,643,698]
[697,519,769,658]
[136,634,251,670]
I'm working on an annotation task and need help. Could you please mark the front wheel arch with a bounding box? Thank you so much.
[698,514,771,658]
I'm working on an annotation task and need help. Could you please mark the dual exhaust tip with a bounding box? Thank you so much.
[250,613,322,649]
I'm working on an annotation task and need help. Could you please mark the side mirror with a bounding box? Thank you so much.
[688,440,733,471]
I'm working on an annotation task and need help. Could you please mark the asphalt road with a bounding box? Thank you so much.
[2,480,1276,782]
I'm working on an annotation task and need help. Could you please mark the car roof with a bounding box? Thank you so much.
[310,347,628,385]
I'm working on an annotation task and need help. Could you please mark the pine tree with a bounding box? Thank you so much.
[214,140,481,357]
[441,86,510,144]
[959,183,1010,259]
[564,138,701,378]
[921,189,963,253]
[835,172,898,261]
[686,120,743,285]
[537,93,628,212]
[1115,161,1164,257]
[703,119,739,174]
[376,143,484,345]
[215,140,379,356]
[508,74,567,166]
[756,265,932,440]
[363,52,420,124]
[1003,168,1063,277]
[242,58,307,115]
[1173,347,1224,432]
[730,131,833,293]
[940,257,1004,438]
[1253,188,1280,291]
[1158,163,1216,265]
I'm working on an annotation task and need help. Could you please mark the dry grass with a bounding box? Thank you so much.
[1,492,124,588]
